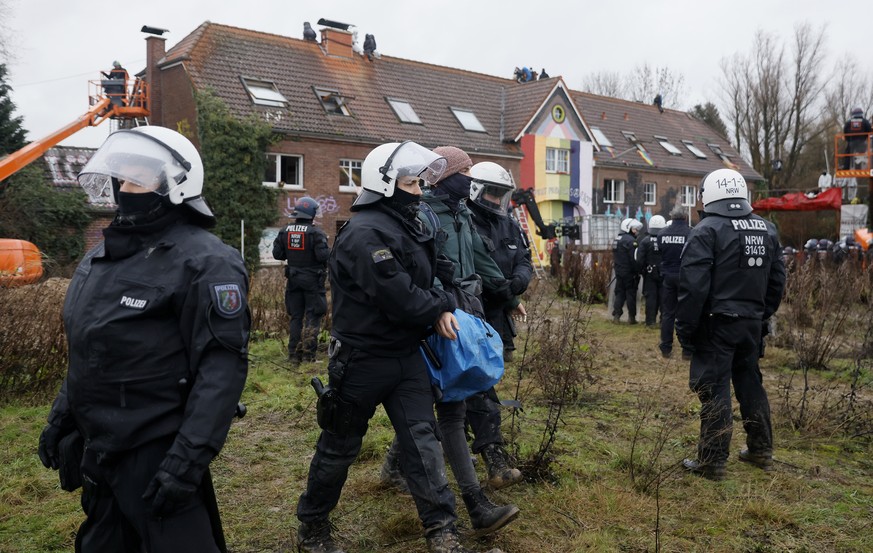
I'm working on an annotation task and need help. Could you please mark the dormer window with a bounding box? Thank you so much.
[655,135,682,155]
[241,77,287,108]
[451,108,486,132]
[682,140,708,159]
[314,87,352,116]
[387,98,422,124]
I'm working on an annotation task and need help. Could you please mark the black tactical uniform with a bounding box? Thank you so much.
[636,231,662,327]
[658,218,692,357]
[44,212,249,552]
[467,198,532,478]
[272,218,329,362]
[296,202,459,535]
[677,211,786,474]
[612,230,640,322]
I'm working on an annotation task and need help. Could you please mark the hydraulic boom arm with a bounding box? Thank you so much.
[0,97,115,182]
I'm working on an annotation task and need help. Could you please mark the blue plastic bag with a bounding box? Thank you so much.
[421,309,504,402]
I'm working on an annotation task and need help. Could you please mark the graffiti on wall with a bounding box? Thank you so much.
[283,195,340,218]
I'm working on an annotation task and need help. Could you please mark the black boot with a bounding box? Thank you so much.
[462,489,519,536]
[379,440,409,493]
[738,448,774,471]
[682,458,726,481]
[425,525,504,553]
[480,444,522,490]
[297,519,345,553]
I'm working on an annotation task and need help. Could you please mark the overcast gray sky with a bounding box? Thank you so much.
[5,0,872,149]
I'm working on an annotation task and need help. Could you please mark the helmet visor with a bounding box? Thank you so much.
[77,131,189,201]
[382,141,447,186]
[474,182,513,215]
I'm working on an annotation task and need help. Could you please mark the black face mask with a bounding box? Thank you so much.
[435,173,472,211]
[387,187,422,220]
[117,191,163,217]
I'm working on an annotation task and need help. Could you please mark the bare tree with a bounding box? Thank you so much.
[626,63,685,108]
[719,24,828,190]
[582,65,685,108]
[581,70,627,100]
[0,0,12,63]
[822,56,873,132]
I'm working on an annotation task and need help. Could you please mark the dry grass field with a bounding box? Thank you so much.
[1,276,872,552]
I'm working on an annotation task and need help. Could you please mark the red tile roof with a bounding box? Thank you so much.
[161,22,758,179]
[572,91,762,180]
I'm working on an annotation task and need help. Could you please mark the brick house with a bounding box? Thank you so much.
[45,19,760,261]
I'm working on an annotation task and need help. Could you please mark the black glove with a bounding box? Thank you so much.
[435,255,456,286]
[509,275,527,296]
[142,469,198,517]
[489,279,514,302]
[38,423,65,470]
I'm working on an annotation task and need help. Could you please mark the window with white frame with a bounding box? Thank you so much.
[546,147,570,173]
[241,77,288,108]
[314,87,351,116]
[339,159,362,192]
[386,98,422,124]
[682,140,707,159]
[680,185,697,206]
[622,131,648,152]
[604,179,625,203]
[644,182,657,205]
[655,135,682,155]
[264,153,303,189]
[450,108,487,132]
[707,143,734,164]
[590,126,613,148]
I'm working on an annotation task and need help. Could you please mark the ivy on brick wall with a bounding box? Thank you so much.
[195,87,278,269]
[0,165,90,273]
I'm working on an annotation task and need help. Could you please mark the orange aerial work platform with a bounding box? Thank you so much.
[0,76,149,183]
[833,131,873,179]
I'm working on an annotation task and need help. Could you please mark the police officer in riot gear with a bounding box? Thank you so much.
[272,196,329,364]
[637,215,666,328]
[295,142,496,553]
[379,148,519,537]
[467,161,532,489]
[658,206,692,358]
[677,168,786,481]
[38,126,249,552]
[612,218,643,324]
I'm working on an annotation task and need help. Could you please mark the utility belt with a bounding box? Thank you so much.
[310,337,365,437]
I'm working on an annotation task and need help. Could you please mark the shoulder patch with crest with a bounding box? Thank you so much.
[371,249,394,263]
[212,283,244,318]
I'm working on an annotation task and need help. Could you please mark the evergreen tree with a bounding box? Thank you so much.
[0,63,26,155]
[195,88,277,268]
[690,102,729,140]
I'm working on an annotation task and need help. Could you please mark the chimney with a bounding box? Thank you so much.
[320,27,354,58]
[145,36,166,126]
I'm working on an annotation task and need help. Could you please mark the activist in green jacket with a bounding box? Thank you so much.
[419,191,512,302]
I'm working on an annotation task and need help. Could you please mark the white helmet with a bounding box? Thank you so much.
[469,161,515,216]
[648,215,666,231]
[620,218,643,234]
[699,168,751,216]
[78,126,212,218]
[353,141,447,211]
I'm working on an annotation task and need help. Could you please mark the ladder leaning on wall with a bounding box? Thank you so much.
[512,206,547,279]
